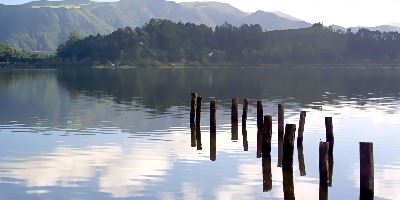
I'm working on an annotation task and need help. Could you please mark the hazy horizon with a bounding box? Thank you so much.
[0,0,399,27]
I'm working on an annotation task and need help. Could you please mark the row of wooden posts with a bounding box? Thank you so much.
[190,92,374,199]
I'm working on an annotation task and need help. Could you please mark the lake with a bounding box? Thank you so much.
[0,67,399,199]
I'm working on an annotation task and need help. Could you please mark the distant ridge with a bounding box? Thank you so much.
[0,0,311,51]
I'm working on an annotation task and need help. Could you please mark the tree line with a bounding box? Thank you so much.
[5,18,400,67]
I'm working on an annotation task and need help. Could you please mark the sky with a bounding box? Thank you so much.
[1,0,399,27]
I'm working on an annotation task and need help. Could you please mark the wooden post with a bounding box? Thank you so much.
[282,124,296,170]
[190,92,197,126]
[195,96,202,128]
[297,111,306,146]
[196,96,202,150]
[231,98,238,141]
[242,98,248,127]
[262,115,272,156]
[210,99,216,134]
[210,99,216,161]
[319,141,329,184]
[231,97,239,124]
[242,99,249,151]
[257,101,263,158]
[278,104,284,140]
[277,104,284,167]
[262,154,272,192]
[297,145,306,176]
[242,98,249,151]
[360,142,374,200]
[282,168,295,200]
[257,101,263,130]
[325,117,334,155]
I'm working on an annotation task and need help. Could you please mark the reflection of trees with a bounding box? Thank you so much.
[57,68,400,111]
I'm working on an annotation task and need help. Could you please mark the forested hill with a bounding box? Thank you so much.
[57,19,400,66]
[0,0,310,51]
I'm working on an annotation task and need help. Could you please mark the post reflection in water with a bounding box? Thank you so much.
[328,154,334,186]
[319,181,329,200]
[282,168,295,200]
[196,126,202,150]
[190,124,196,147]
[297,145,306,176]
[2,69,400,199]
[242,127,248,151]
[210,99,217,161]
[262,154,272,192]
[231,123,238,141]
[278,139,283,167]
[210,132,216,161]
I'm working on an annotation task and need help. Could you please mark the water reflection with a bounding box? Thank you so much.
[283,168,295,200]
[191,123,196,147]
[297,145,306,176]
[262,155,272,192]
[1,68,400,199]
[0,145,171,198]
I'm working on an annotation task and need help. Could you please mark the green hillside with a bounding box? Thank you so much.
[0,0,311,51]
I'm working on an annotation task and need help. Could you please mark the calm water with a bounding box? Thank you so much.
[0,68,400,200]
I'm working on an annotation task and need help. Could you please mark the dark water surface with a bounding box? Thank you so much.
[0,68,399,199]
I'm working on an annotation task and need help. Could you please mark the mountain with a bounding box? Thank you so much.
[0,0,311,51]
[240,11,310,31]
[270,11,302,21]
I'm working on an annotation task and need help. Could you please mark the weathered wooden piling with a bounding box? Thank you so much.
[210,99,216,133]
[360,142,374,200]
[282,124,296,170]
[278,104,284,139]
[190,92,197,126]
[257,101,263,158]
[297,111,306,146]
[262,154,272,192]
[231,98,239,141]
[262,115,272,156]
[297,145,306,176]
[325,117,334,155]
[195,96,202,128]
[231,98,239,124]
[242,98,249,151]
[282,168,295,200]
[195,96,202,150]
[242,98,248,127]
[210,99,216,161]
[319,141,329,184]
